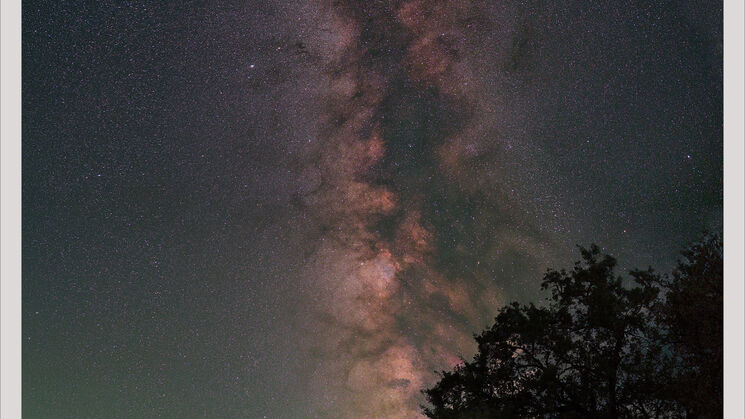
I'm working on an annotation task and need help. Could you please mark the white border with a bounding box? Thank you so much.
[723,0,745,417]
[1,0,23,416]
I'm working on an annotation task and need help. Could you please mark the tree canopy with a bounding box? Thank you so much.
[422,235,723,419]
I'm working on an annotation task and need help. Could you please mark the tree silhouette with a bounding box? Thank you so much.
[656,234,723,417]
[422,238,723,418]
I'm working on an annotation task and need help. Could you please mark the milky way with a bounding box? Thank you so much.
[23,0,722,417]
[299,1,584,415]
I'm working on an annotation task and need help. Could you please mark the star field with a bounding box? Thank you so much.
[23,1,722,417]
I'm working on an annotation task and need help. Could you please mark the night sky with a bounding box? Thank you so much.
[23,1,722,417]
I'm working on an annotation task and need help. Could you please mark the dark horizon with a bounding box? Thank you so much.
[23,1,722,417]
